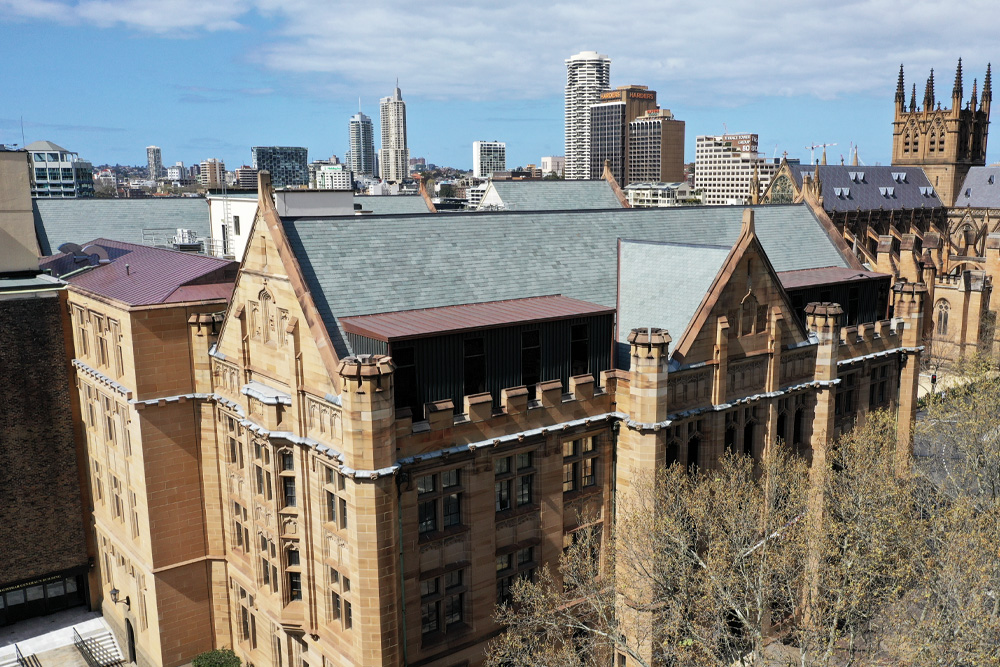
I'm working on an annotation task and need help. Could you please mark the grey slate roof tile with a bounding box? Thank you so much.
[481,180,623,211]
[353,195,431,215]
[955,167,1000,207]
[281,204,851,358]
[789,165,943,212]
[33,198,211,255]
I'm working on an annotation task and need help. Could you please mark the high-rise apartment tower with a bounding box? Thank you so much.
[473,141,507,178]
[565,51,611,180]
[379,85,409,183]
[251,147,308,188]
[349,112,376,178]
[146,146,163,180]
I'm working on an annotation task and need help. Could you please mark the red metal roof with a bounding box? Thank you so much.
[340,295,614,342]
[39,239,237,307]
[777,266,889,290]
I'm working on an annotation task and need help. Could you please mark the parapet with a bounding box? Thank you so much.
[337,354,395,394]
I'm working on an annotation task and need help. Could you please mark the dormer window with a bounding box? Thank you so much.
[891,172,906,183]
[879,186,895,197]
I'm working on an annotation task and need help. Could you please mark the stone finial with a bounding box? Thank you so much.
[257,170,274,209]
[741,208,755,236]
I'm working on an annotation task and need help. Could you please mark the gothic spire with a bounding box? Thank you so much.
[953,58,963,101]
[896,64,906,107]
[984,63,993,102]
[924,68,936,111]
[852,147,859,166]
[910,83,917,112]
[971,78,978,110]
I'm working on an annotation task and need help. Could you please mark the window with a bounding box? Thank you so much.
[283,477,297,508]
[417,469,463,536]
[324,466,349,530]
[287,572,302,601]
[392,345,419,417]
[233,501,249,552]
[92,460,104,503]
[420,568,467,639]
[521,329,541,398]
[463,337,486,395]
[497,546,537,605]
[869,364,891,409]
[935,299,950,336]
[687,420,703,469]
[570,323,589,376]
[495,452,535,512]
[111,476,124,521]
[282,451,294,471]
[74,306,89,357]
[236,584,257,648]
[225,415,244,468]
[563,437,599,493]
[233,215,240,236]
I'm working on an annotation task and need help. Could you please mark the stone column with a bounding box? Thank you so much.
[893,282,927,476]
[337,355,400,666]
[615,328,670,667]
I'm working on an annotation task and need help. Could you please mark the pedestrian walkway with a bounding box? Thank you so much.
[0,608,110,667]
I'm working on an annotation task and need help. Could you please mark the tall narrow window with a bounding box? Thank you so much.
[392,345,419,416]
[521,329,541,398]
[283,477,296,508]
[570,324,589,376]
[935,299,950,336]
[463,337,486,395]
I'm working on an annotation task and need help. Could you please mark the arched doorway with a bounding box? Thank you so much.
[125,618,136,664]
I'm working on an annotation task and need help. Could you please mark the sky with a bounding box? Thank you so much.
[2,0,1000,172]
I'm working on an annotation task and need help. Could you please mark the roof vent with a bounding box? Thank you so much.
[58,242,112,265]
[990,174,995,185]
[966,188,972,197]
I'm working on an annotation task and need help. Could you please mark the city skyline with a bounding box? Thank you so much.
[2,2,1000,171]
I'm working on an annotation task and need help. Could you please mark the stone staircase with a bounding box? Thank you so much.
[73,626,125,667]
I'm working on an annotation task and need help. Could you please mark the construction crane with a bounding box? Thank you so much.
[804,142,837,164]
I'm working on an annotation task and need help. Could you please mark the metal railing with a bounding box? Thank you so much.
[14,644,27,667]
[72,627,124,667]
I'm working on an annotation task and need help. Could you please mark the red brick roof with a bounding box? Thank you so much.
[40,239,237,306]
[777,265,889,290]
[341,295,614,342]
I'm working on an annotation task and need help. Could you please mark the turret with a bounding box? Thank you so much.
[896,64,906,114]
[337,354,396,471]
[952,58,963,113]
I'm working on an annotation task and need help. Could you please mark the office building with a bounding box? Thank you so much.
[623,180,695,207]
[349,112,376,177]
[627,108,686,184]
[251,147,308,189]
[589,86,658,184]
[473,141,506,178]
[199,158,226,188]
[695,134,781,205]
[234,165,258,189]
[166,162,186,181]
[541,156,565,177]
[26,141,95,198]
[315,163,354,191]
[147,146,163,180]
[379,85,409,183]
[565,51,611,180]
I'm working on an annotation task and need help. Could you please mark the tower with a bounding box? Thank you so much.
[146,145,163,180]
[378,84,409,183]
[892,60,992,206]
[565,51,611,180]
[349,111,376,178]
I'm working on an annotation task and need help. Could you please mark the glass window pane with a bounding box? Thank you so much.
[417,474,435,494]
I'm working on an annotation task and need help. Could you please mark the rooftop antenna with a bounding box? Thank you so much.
[804,142,837,164]
[20,116,25,147]
[358,97,361,112]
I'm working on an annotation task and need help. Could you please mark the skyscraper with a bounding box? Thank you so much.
[589,85,657,185]
[565,51,611,180]
[199,157,226,188]
[251,147,308,188]
[473,141,506,178]
[146,145,163,180]
[627,108,686,184]
[379,84,409,183]
[349,112,376,178]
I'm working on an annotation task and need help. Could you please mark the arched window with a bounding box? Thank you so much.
[935,299,950,336]
[740,293,758,336]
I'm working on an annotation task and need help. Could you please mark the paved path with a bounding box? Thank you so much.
[0,608,108,666]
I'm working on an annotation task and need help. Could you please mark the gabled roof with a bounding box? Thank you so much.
[477,180,624,211]
[33,198,211,255]
[618,240,731,352]
[24,140,69,152]
[280,204,853,358]
[955,166,1000,207]
[788,165,942,211]
[39,239,237,307]
[341,295,613,342]
[354,195,432,215]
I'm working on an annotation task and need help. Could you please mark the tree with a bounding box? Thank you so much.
[192,648,241,667]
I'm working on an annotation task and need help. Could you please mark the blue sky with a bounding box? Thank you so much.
[2,0,999,171]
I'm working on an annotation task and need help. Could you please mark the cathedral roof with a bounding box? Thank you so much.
[279,204,854,358]
[788,165,943,212]
[955,167,1000,207]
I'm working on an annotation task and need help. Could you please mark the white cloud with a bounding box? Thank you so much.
[4,0,999,102]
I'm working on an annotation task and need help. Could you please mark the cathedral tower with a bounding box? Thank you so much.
[892,60,991,206]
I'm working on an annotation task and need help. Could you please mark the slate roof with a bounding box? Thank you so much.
[33,198,211,255]
[341,295,614,342]
[776,266,888,290]
[618,240,731,354]
[788,165,942,212]
[954,166,1000,207]
[39,239,237,306]
[354,195,432,215]
[478,180,623,211]
[280,204,853,357]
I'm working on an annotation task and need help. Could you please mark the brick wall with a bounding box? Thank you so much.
[0,291,89,585]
